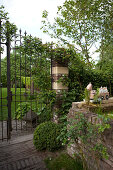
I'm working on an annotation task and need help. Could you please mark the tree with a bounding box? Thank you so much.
[41,0,112,64]
[1,30,52,89]
[20,35,52,91]
[98,0,113,61]
[96,57,113,96]
[0,6,17,88]
[0,6,17,42]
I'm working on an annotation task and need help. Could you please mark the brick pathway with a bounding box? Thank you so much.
[0,134,47,170]
[0,120,34,141]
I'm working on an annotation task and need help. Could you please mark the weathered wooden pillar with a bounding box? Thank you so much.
[52,57,68,123]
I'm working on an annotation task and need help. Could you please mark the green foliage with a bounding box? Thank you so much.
[96,114,111,133]
[57,89,83,122]
[38,90,56,105]
[42,10,48,18]
[93,88,100,103]
[19,36,52,91]
[36,90,56,123]
[5,21,17,39]
[15,102,30,119]
[14,90,56,124]
[93,144,109,160]
[0,5,8,20]
[96,58,113,96]
[0,6,17,41]
[0,88,27,120]
[33,121,62,151]
[41,0,112,64]
[1,52,30,88]
[1,73,7,87]
[66,47,113,96]
[45,153,83,170]
[84,88,90,104]
[41,0,113,96]
[58,112,111,166]
[21,77,31,87]
[37,105,52,124]
[1,28,52,90]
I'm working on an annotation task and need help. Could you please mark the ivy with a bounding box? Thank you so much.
[58,112,111,169]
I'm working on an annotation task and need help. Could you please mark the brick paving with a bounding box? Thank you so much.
[0,120,34,141]
[0,120,62,170]
[0,134,47,170]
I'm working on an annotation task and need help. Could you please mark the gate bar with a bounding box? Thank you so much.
[0,19,4,140]
[6,22,12,139]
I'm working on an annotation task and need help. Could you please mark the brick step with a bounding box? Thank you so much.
[0,155,47,170]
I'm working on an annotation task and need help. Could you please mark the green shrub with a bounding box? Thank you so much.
[33,121,62,151]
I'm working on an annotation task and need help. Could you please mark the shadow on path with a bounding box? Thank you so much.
[0,134,47,170]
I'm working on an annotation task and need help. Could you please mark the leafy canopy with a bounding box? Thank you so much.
[41,0,112,64]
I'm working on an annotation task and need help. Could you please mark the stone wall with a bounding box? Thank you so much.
[67,99,113,170]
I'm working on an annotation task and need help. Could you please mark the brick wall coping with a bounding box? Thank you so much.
[71,97,113,112]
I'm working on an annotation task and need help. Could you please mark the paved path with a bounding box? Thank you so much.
[0,134,47,170]
[0,120,34,141]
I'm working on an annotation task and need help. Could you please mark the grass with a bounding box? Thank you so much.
[44,153,83,170]
[0,88,37,120]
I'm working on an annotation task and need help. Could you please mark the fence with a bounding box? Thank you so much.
[0,19,52,140]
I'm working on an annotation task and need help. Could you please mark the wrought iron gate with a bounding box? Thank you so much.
[0,19,52,141]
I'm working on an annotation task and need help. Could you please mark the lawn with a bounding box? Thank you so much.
[0,88,37,120]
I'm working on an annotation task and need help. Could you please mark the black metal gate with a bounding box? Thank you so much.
[0,19,52,141]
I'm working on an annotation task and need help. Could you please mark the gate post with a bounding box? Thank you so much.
[51,57,68,123]
[6,22,12,139]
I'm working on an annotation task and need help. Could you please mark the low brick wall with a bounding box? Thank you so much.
[67,99,113,170]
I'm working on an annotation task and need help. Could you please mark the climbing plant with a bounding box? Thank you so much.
[58,112,111,169]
